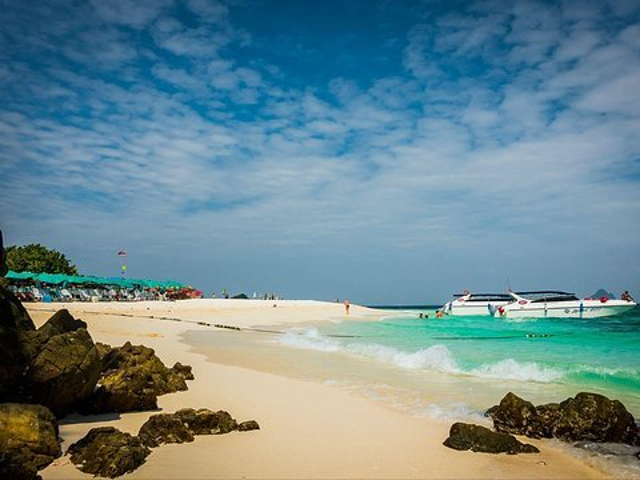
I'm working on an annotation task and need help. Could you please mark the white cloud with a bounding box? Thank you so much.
[2,0,640,301]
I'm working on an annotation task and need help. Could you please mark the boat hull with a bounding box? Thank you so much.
[442,300,510,316]
[498,300,636,318]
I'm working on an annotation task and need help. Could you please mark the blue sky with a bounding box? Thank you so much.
[1,0,639,304]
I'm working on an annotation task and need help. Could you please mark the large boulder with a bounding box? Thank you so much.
[443,422,539,454]
[554,393,638,444]
[0,286,36,399]
[0,403,62,479]
[488,392,639,445]
[36,309,87,338]
[81,342,193,414]
[67,427,150,478]
[24,328,101,417]
[0,300,101,417]
[488,392,538,437]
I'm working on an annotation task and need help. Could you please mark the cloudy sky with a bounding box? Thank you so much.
[1,0,639,304]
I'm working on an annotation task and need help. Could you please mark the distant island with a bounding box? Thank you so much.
[590,289,616,299]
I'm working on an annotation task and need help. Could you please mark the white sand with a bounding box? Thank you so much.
[27,299,609,479]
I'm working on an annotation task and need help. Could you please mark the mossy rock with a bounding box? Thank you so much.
[443,422,539,454]
[0,403,61,478]
[67,426,150,478]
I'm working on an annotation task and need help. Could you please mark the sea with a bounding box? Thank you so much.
[186,304,640,478]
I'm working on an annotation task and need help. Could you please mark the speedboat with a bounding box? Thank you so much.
[442,291,513,316]
[495,291,637,318]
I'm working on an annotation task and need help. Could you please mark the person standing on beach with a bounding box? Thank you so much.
[344,299,350,315]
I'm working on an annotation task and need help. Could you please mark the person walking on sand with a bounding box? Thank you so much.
[344,299,350,315]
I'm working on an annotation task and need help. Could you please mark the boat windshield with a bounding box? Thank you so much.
[454,293,512,302]
[514,291,579,303]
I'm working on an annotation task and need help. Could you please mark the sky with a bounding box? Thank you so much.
[1,0,639,304]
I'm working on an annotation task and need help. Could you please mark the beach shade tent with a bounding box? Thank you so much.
[6,270,189,291]
[5,270,38,282]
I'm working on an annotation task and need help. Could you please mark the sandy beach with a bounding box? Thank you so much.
[27,299,609,479]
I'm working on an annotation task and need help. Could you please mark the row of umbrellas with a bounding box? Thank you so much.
[5,270,187,290]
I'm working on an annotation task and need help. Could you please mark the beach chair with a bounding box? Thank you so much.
[59,288,74,301]
[31,287,44,302]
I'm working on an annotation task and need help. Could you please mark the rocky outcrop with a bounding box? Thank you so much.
[0,286,36,399]
[67,427,150,478]
[24,327,101,417]
[36,309,87,338]
[138,408,257,448]
[553,393,638,444]
[0,294,101,417]
[81,342,194,414]
[488,392,639,445]
[0,403,62,480]
[443,422,539,454]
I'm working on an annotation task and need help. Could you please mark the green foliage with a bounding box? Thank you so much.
[6,243,79,275]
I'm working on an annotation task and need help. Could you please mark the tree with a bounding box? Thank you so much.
[5,244,79,275]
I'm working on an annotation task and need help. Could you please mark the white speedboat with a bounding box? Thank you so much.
[442,291,513,316]
[495,291,637,318]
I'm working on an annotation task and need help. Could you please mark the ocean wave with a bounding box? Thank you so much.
[347,343,460,373]
[279,327,341,352]
[470,358,564,382]
[278,329,566,382]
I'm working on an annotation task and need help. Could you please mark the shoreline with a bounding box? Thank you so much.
[27,300,609,479]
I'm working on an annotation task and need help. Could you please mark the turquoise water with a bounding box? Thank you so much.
[280,306,640,417]
[187,305,640,477]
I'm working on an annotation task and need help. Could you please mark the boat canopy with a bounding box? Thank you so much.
[513,291,579,303]
[453,292,512,301]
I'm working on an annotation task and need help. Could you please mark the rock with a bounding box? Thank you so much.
[0,286,36,399]
[489,392,539,437]
[95,342,113,363]
[138,413,194,448]
[171,362,195,381]
[138,408,248,447]
[0,285,35,332]
[1,301,101,417]
[175,408,238,435]
[67,427,150,478]
[443,422,539,454]
[238,420,260,431]
[488,392,639,445]
[24,328,101,417]
[0,403,62,479]
[36,309,87,338]
[554,393,638,444]
[81,342,192,414]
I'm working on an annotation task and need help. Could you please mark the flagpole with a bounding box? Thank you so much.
[118,249,127,278]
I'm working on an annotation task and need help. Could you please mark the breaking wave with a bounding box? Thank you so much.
[277,328,568,382]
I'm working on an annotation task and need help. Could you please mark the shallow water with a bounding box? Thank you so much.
[303,306,640,416]
[184,305,640,478]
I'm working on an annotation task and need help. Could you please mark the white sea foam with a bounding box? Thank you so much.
[279,327,341,352]
[346,343,460,373]
[470,358,563,382]
[278,329,567,383]
[418,402,488,423]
